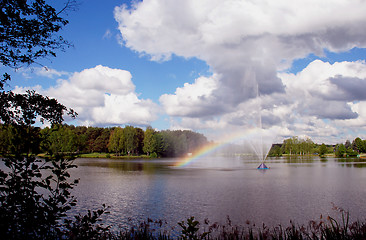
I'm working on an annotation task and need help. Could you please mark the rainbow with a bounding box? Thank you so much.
[173,142,221,167]
[173,128,270,167]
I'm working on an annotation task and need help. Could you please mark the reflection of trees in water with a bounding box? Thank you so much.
[76,159,166,173]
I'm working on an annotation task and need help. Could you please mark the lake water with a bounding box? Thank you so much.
[68,156,366,230]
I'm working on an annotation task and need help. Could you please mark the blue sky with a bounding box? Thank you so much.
[7,0,366,144]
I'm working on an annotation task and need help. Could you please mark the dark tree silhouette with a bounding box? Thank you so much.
[0,0,75,69]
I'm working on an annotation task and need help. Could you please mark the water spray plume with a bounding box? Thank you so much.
[174,73,275,169]
[253,82,271,169]
[173,127,274,168]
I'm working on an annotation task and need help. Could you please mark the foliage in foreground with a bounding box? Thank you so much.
[59,210,366,240]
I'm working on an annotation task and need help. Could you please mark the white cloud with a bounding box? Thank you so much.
[17,66,70,79]
[160,59,366,143]
[115,0,366,60]
[103,29,112,39]
[159,74,221,117]
[16,65,159,127]
[91,93,158,126]
[280,60,366,119]
[278,60,366,142]
[34,67,70,78]
[114,0,366,142]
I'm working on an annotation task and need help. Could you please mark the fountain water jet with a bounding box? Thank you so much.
[249,83,272,169]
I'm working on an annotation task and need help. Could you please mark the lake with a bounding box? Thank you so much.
[69,156,366,230]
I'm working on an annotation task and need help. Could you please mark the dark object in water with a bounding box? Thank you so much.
[257,163,269,169]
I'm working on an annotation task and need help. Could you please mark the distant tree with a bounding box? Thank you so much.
[345,140,351,149]
[319,143,328,156]
[304,137,314,155]
[159,130,174,157]
[153,131,167,157]
[135,127,144,155]
[0,124,11,153]
[346,148,358,157]
[352,137,365,153]
[183,130,207,153]
[282,136,315,155]
[108,127,124,154]
[282,137,297,155]
[143,126,156,156]
[73,126,88,152]
[93,128,111,153]
[84,127,102,152]
[335,144,346,157]
[269,144,282,157]
[124,126,137,155]
[41,124,77,155]
[174,133,188,157]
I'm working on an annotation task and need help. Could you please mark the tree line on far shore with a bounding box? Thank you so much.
[0,124,208,158]
[268,136,366,157]
[2,123,365,159]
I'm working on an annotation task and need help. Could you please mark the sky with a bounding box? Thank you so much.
[6,0,366,144]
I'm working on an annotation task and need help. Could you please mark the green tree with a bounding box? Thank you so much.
[174,133,188,157]
[306,137,314,154]
[269,144,282,157]
[282,136,314,155]
[352,137,365,153]
[41,124,78,155]
[93,128,111,153]
[183,130,207,153]
[335,144,346,158]
[135,127,144,155]
[108,127,124,154]
[159,130,175,157]
[153,131,166,157]
[282,137,297,155]
[0,124,12,153]
[73,126,88,153]
[84,127,104,152]
[319,143,328,156]
[124,125,137,155]
[143,126,156,156]
[345,140,351,149]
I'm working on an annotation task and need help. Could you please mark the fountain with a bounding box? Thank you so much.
[249,83,272,169]
[247,127,272,169]
[257,162,269,169]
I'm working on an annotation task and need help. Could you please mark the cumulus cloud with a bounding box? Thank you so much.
[278,60,366,141]
[280,60,366,119]
[159,74,223,117]
[163,59,366,143]
[16,65,159,127]
[114,0,366,142]
[114,0,366,90]
[326,76,366,101]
